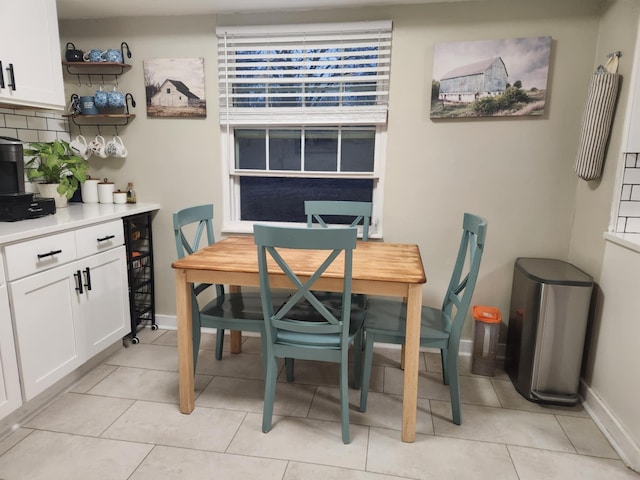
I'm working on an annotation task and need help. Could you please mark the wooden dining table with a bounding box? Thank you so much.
[172,235,427,442]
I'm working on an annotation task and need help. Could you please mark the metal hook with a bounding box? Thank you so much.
[607,51,621,59]
[125,93,136,113]
[86,74,92,87]
[121,42,132,61]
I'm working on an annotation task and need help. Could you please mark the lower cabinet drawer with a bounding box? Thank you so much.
[75,220,124,259]
[4,231,77,281]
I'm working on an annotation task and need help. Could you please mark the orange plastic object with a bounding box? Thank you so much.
[472,305,502,323]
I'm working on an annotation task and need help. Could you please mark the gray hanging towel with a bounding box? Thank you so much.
[574,55,621,181]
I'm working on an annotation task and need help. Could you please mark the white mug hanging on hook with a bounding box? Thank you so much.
[70,135,91,160]
[89,135,108,158]
[105,136,128,158]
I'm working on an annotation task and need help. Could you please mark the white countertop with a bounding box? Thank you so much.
[603,231,640,254]
[0,202,161,245]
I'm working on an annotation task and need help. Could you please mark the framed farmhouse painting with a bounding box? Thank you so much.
[143,58,206,118]
[430,36,552,118]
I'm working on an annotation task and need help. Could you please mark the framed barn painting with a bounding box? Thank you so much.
[143,58,206,118]
[430,36,552,118]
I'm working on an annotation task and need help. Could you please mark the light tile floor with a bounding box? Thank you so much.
[0,328,638,480]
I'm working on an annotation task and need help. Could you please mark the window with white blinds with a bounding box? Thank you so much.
[216,21,392,126]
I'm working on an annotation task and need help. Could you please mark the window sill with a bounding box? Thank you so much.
[603,231,640,254]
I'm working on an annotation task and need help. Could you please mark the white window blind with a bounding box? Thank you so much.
[216,21,392,126]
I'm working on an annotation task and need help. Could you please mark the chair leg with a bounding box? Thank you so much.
[192,315,201,372]
[285,358,294,382]
[262,354,278,434]
[441,347,449,385]
[359,333,375,412]
[340,352,351,444]
[352,329,363,389]
[215,328,225,360]
[260,333,268,379]
[446,348,461,425]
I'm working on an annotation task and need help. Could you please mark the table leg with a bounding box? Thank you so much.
[401,284,422,442]
[229,285,243,353]
[176,269,195,414]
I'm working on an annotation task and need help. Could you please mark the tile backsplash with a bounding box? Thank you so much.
[0,107,71,193]
[0,107,70,143]
[617,152,640,233]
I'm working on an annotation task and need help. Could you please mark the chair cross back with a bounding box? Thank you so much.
[443,213,487,344]
[173,204,214,258]
[173,204,217,296]
[268,246,348,335]
[305,200,372,240]
[255,225,356,338]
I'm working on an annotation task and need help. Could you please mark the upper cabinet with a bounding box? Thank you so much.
[0,0,65,110]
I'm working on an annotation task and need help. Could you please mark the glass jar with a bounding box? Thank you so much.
[126,182,137,204]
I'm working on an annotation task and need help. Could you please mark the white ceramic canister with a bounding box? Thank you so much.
[97,178,115,204]
[81,178,99,203]
[113,191,127,204]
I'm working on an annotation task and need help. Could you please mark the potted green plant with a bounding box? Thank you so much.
[24,140,89,208]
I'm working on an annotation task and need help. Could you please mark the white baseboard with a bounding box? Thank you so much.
[580,379,640,473]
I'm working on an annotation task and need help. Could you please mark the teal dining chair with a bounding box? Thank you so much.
[305,200,372,240]
[359,213,488,425]
[173,204,286,371]
[254,224,363,444]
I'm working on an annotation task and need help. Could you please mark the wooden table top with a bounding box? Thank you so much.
[172,236,426,286]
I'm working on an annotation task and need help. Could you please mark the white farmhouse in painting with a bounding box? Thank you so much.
[439,57,508,103]
[151,79,200,107]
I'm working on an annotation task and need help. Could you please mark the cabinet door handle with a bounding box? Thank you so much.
[0,61,4,88]
[74,270,83,294]
[97,234,115,242]
[83,267,92,291]
[5,63,15,90]
[37,249,62,259]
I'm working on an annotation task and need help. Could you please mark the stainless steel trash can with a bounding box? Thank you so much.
[505,258,593,405]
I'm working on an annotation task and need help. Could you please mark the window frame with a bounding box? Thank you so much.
[217,21,391,237]
[220,125,386,236]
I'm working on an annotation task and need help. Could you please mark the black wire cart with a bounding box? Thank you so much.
[123,213,156,343]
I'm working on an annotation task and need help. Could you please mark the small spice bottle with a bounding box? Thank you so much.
[126,182,137,204]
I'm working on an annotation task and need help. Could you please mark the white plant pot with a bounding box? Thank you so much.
[37,183,68,208]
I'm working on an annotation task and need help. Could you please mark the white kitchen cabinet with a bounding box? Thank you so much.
[81,246,130,359]
[10,262,83,400]
[6,221,130,401]
[0,256,22,420]
[0,0,65,110]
